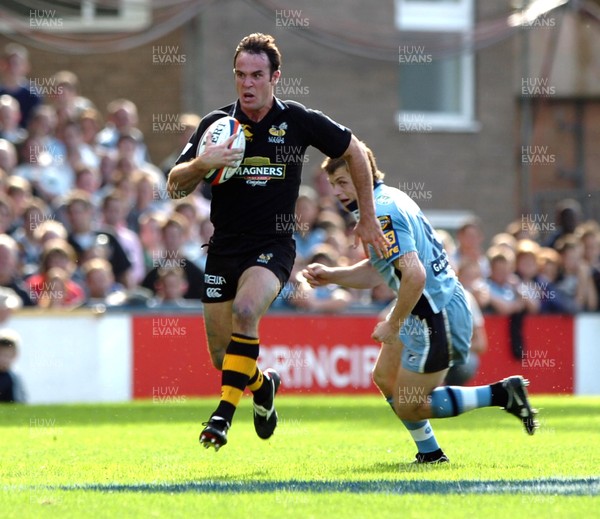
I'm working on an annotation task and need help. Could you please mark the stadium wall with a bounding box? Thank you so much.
[8,311,600,404]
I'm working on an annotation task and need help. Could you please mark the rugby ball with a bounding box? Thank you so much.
[196,116,245,185]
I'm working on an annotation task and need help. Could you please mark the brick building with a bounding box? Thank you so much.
[0,0,597,240]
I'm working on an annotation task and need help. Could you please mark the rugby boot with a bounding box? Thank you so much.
[502,376,538,435]
[199,415,230,451]
[253,368,281,439]
[414,449,450,464]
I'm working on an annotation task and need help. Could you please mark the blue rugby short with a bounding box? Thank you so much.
[398,285,472,374]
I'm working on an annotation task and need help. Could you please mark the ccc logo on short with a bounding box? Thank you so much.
[205,288,222,298]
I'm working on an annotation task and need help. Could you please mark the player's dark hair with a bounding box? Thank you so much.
[234,33,281,77]
[321,142,384,182]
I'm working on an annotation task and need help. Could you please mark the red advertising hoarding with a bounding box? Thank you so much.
[472,315,573,393]
[132,313,574,398]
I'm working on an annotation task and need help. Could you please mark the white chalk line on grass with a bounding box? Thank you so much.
[39,477,599,496]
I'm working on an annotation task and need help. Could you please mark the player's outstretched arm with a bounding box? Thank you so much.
[341,136,389,258]
[302,259,382,290]
[167,133,243,199]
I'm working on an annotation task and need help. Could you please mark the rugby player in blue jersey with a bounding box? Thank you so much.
[303,144,538,463]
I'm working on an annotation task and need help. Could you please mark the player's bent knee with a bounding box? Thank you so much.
[231,299,260,329]
[372,367,393,397]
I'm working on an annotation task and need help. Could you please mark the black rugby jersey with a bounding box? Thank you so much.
[176,98,351,249]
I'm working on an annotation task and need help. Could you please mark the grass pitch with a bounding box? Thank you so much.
[1,395,598,519]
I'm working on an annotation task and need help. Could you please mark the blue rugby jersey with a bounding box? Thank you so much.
[368,183,458,317]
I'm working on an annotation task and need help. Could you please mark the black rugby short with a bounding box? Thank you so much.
[201,237,296,303]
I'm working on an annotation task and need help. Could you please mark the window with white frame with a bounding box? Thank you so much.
[395,0,479,132]
[0,0,150,33]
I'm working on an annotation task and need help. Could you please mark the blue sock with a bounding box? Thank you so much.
[385,395,440,454]
[430,385,492,418]
[401,420,440,454]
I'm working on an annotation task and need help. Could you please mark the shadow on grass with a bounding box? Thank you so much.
[0,400,394,426]
[351,461,460,475]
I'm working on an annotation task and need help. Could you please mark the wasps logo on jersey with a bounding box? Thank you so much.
[242,124,254,142]
[378,215,401,261]
[257,252,274,264]
[268,122,287,143]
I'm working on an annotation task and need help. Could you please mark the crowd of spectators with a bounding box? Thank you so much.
[0,43,210,310]
[0,42,598,317]
[447,201,600,318]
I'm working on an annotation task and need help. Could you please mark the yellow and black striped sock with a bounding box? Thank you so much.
[247,366,263,392]
[213,333,259,424]
[247,366,271,405]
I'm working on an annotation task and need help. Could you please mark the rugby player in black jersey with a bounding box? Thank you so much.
[168,33,388,451]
